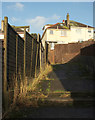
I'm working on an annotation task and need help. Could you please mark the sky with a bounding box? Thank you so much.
[0,2,94,36]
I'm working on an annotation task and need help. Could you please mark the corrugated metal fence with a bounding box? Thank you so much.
[2,17,48,115]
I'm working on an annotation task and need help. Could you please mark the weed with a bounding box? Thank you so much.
[31,65,53,91]
[48,82,51,87]
[46,88,50,92]
[53,90,65,93]
[39,89,42,92]
[41,98,45,102]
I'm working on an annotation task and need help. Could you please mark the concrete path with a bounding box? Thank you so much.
[5,61,95,119]
[47,63,94,92]
[37,61,94,94]
[27,106,94,118]
[24,61,94,119]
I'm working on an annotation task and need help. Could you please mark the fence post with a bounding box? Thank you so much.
[35,34,39,77]
[23,28,27,95]
[46,42,48,66]
[3,16,8,112]
[30,38,33,77]
[30,38,33,78]
[45,42,47,65]
[24,28,26,79]
[13,35,18,102]
[40,42,42,71]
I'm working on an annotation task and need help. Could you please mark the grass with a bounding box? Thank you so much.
[4,60,94,118]
[46,81,51,93]
[46,88,50,92]
[53,90,65,93]
[3,65,53,119]
[29,65,53,91]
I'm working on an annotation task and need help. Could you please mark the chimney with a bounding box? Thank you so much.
[66,13,69,27]
[1,20,4,32]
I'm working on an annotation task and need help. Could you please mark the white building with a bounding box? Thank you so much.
[42,13,95,50]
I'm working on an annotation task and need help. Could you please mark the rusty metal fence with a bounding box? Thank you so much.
[2,17,48,115]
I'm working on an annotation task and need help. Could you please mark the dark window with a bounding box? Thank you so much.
[88,30,91,33]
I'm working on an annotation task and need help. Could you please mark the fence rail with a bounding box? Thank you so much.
[2,17,48,115]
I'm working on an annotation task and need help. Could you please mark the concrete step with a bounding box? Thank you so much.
[47,91,95,98]
[70,92,95,98]
[37,97,94,107]
[37,91,94,107]
[27,91,94,107]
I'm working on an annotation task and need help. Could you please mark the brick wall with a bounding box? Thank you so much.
[49,41,95,64]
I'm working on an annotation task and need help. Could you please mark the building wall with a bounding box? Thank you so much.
[94,32,95,39]
[42,30,47,48]
[47,29,71,44]
[70,26,94,42]
[0,33,4,39]
[42,26,94,48]
[48,40,95,64]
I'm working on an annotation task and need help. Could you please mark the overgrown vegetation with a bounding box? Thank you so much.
[3,65,53,119]
[29,65,53,91]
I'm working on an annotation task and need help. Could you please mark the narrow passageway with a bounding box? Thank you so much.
[6,59,95,119]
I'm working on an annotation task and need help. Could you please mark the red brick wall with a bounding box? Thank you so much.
[48,41,95,64]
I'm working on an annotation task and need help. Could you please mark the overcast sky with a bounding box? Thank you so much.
[0,2,94,36]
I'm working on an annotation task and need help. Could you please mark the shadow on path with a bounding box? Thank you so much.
[4,54,95,119]
[50,55,95,93]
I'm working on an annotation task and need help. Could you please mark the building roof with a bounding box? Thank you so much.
[41,20,94,40]
[43,20,94,30]
[69,20,94,28]
[47,23,69,29]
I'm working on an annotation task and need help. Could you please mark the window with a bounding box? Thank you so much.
[50,30,53,34]
[88,30,91,33]
[61,30,67,36]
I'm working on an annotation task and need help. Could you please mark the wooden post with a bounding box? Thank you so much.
[30,38,33,78]
[46,43,48,66]
[45,42,47,65]
[40,42,42,71]
[35,34,39,77]
[24,28,26,77]
[1,20,4,32]
[16,35,18,83]
[35,44,37,78]
[3,16,8,112]
[13,35,18,102]
[23,28,26,95]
